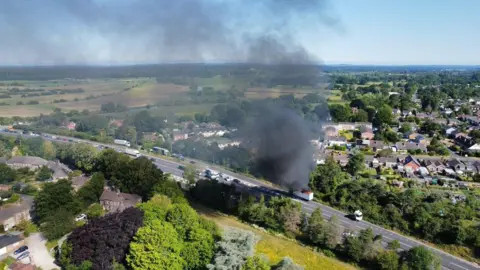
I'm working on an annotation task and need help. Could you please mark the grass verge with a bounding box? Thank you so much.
[193,204,357,270]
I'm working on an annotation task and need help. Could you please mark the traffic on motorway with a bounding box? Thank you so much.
[1,130,479,270]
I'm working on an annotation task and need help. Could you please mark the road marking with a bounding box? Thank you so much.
[450,263,470,270]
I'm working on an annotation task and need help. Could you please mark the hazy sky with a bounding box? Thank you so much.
[318,0,480,65]
[0,0,478,66]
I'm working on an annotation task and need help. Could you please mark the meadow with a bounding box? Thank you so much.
[195,205,356,270]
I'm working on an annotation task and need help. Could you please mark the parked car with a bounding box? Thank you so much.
[13,246,28,255]
[75,213,87,222]
[17,251,29,260]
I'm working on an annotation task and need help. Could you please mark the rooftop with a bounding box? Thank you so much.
[100,189,141,206]
[0,195,34,222]
[7,156,47,166]
[0,234,23,249]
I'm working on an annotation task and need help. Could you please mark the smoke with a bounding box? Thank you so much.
[0,0,341,65]
[242,103,315,190]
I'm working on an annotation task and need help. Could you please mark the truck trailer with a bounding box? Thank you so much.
[114,139,131,147]
[293,190,314,201]
[125,148,141,158]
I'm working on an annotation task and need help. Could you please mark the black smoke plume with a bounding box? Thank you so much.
[242,103,316,190]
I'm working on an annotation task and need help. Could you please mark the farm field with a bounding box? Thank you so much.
[195,204,356,270]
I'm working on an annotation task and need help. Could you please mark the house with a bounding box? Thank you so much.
[206,138,241,150]
[433,118,448,125]
[0,184,11,191]
[424,160,446,174]
[66,122,76,131]
[0,234,24,256]
[395,142,427,153]
[413,135,426,144]
[418,167,429,176]
[393,108,401,115]
[404,132,418,140]
[468,144,480,152]
[369,140,386,152]
[9,262,36,270]
[324,122,372,132]
[379,157,398,168]
[195,127,229,138]
[71,175,91,191]
[447,159,465,171]
[173,131,188,141]
[360,126,374,140]
[7,156,48,170]
[403,155,421,172]
[326,136,347,147]
[46,161,70,181]
[109,119,124,128]
[99,188,142,213]
[324,126,338,137]
[371,158,380,168]
[332,154,349,167]
[445,127,457,136]
[402,110,411,117]
[0,195,33,231]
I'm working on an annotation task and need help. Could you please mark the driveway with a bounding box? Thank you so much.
[25,233,58,270]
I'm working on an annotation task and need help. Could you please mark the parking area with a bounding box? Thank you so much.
[25,233,58,270]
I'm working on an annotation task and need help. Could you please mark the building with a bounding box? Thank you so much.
[66,122,76,131]
[360,126,374,140]
[0,195,33,231]
[395,142,427,153]
[445,127,457,136]
[0,234,24,256]
[99,189,142,213]
[468,144,480,152]
[324,126,338,137]
[46,161,70,181]
[326,136,347,147]
[9,262,36,270]
[379,157,398,168]
[7,157,48,170]
[324,122,372,132]
[71,175,91,191]
[403,155,421,172]
[369,140,386,152]
[424,160,446,174]
[447,159,465,171]
[173,131,188,141]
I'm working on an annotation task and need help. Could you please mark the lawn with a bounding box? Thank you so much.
[194,205,356,270]
[244,87,322,99]
[327,90,347,105]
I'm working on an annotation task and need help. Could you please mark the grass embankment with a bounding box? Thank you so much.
[194,204,357,270]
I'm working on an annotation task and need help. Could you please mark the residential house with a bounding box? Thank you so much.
[468,144,480,152]
[326,136,347,147]
[424,160,446,174]
[415,113,431,120]
[360,126,374,140]
[196,128,229,138]
[404,131,418,140]
[419,167,430,176]
[395,142,427,153]
[460,115,480,126]
[393,108,401,115]
[0,195,33,231]
[445,127,457,136]
[100,188,142,213]
[324,126,338,137]
[369,140,386,152]
[356,139,371,149]
[403,155,421,172]
[173,131,188,141]
[379,157,398,168]
[7,156,48,170]
[325,122,372,132]
[46,160,70,181]
[332,154,349,167]
[9,262,36,270]
[455,134,474,148]
[413,135,426,144]
[0,184,10,191]
[402,110,412,117]
[433,118,448,125]
[109,119,124,128]
[447,118,460,126]
[71,175,91,191]
[364,155,374,167]
[206,138,241,150]
[66,122,76,131]
[0,234,24,256]
[447,159,465,172]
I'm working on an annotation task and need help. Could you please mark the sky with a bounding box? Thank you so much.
[0,0,478,66]
[317,0,480,65]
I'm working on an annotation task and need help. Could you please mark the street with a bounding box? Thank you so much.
[1,130,479,270]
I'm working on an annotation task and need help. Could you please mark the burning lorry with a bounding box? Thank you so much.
[293,189,314,201]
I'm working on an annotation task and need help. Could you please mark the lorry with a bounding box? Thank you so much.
[125,148,141,158]
[114,139,131,147]
[293,190,314,201]
[205,169,220,180]
[152,146,169,155]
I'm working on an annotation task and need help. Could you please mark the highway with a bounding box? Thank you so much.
[1,131,479,270]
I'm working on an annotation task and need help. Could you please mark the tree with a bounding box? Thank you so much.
[329,104,351,122]
[67,208,144,270]
[0,164,16,183]
[77,172,105,206]
[351,109,368,122]
[403,246,441,270]
[343,236,364,262]
[347,151,365,176]
[309,156,349,201]
[35,179,82,222]
[307,208,325,245]
[374,105,394,126]
[388,240,401,250]
[42,208,76,241]
[36,165,52,181]
[127,220,185,270]
[376,250,400,270]
[242,256,269,270]
[42,140,56,160]
[324,215,341,249]
[399,123,412,133]
[86,203,105,218]
[182,164,197,186]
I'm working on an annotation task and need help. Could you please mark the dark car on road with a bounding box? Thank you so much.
[178,165,185,171]
[14,246,28,255]
[189,160,196,164]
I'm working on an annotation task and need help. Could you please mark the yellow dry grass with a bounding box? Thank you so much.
[194,205,356,270]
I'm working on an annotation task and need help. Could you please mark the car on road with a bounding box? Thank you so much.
[178,165,185,171]
[150,158,156,162]
[189,160,196,164]
[17,251,29,260]
[14,246,28,255]
[233,179,240,184]
[75,213,87,222]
